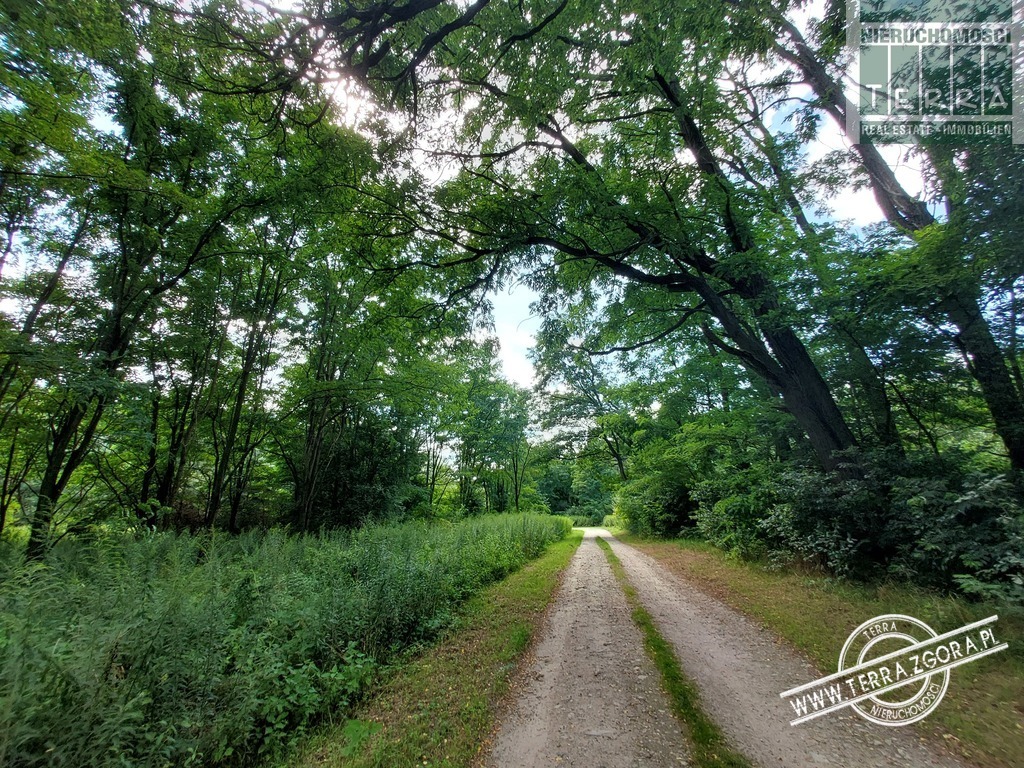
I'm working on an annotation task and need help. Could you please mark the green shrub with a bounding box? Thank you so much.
[679,447,1023,602]
[617,472,696,537]
[690,463,780,558]
[614,436,708,538]
[0,514,569,767]
[601,513,625,529]
[567,509,604,527]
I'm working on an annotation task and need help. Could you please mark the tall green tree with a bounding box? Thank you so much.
[775,12,1024,474]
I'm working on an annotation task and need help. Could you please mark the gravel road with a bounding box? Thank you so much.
[485,528,691,767]
[487,528,972,768]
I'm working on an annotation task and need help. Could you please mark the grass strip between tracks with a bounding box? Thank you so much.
[596,535,753,768]
[622,535,1024,768]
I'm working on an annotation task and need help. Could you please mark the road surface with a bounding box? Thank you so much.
[486,528,970,768]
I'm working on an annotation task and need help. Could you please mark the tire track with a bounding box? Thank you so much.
[486,529,691,768]
[604,531,972,768]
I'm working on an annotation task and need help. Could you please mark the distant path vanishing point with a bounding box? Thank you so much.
[487,528,972,768]
[485,528,691,768]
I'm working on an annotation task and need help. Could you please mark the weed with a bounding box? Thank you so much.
[0,515,571,767]
[596,536,753,768]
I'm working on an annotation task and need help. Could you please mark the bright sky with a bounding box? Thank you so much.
[491,282,542,388]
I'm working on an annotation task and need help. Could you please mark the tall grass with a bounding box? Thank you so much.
[0,514,571,767]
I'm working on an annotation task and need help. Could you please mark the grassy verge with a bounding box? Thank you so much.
[595,536,752,768]
[621,535,1024,768]
[285,530,583,768]
[0,515,572,768]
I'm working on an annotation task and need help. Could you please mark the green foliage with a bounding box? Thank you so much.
[533,448,618,526]
[601,513,625,529]
[535,459,575,513]
[616,407,782,539]
[691,463,781,560]
[566,506,608,528]
[337,719,382,758]
[616,471,690,537]
[0,515,569,767]
[691,451,1024,601]
[617,401,1024,601]
[616,438,700,537]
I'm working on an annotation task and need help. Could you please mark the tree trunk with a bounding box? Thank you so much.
[653,77,861,470]
[778,20,1024,472]
[206,260,282,527]
[139,392,160,525]
[697,271,858,471]
[25,398,105,560]
[744,114,902,453]
[941,290,1024,470]
[764,327,859,470]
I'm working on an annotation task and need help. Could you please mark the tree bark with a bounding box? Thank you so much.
[941,290,1024,469]
[778,20,1024,472]
[25,398,106,559]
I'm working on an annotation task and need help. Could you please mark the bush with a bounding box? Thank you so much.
[680,448,1023,602]
[691,463,780,558]
[567,508,605,527]
[618,472,697,537]
[601,513,625,529]
[761,451,1024,597]
[614,435,709,538]
[0,514,570,767]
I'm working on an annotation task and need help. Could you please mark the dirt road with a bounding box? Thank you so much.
[487,528,970,768]
[486,529,691,767]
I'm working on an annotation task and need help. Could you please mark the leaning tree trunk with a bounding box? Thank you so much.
[764,327,859,470]
[778,20,1024,473]
[941,290,1024,470]
[533,99,861,473]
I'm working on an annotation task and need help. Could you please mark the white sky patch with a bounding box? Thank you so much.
[790,0,825,36]
[490,281,541,388]
[329,79,372,128]
[730,0,935,229]
[805,117,884,225]
[803,115,932,226]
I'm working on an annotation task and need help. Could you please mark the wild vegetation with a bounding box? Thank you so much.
[288,530,583,768]
[0,514,570,766]
[0,0,1023,761]
[0,0,1020,586]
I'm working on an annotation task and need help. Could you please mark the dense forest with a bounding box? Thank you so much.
[3,0,1021,587]
[0,0,1023,761]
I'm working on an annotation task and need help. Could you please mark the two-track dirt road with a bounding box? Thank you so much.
[486,528,971,768]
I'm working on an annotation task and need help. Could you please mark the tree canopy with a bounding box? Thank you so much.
[0,0,1021,597]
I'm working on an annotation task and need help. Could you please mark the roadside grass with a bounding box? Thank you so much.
[595,536,753,768]
[621,535,1024,768]
[0,515,572,768]
[284,530,583,768]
